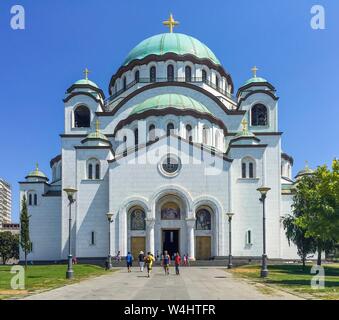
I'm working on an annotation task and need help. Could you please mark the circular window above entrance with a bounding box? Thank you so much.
[159,154,181,177]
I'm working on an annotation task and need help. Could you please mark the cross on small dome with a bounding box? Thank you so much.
[162,13,179,33]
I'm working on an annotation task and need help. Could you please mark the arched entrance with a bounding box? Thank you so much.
[154,194,188,258]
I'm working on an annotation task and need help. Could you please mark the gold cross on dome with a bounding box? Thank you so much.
[241,119,248,132]
[163,13,179,33]
[251,66,258,78]
[95,119,100,133]
[35,163,39,171]
[83,68,91,80]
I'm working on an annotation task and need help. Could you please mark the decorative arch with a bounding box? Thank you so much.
[74,105,90,128]
[251,103,268,126]
[241,156,256,179]
[150,185,194,218]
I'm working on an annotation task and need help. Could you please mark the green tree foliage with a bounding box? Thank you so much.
[294,159,339,265]
[20,194,31,269]
[0,231,19,264]
[283,214,316,269]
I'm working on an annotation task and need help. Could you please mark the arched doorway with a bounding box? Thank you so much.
[128,207,146,259]
[195,207,213,260]
[155,194,187,258]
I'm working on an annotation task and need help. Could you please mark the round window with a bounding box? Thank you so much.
[159,154,181,177]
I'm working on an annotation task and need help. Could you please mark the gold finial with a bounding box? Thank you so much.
[83,68,90,80]
[95,119,100,133]
[35,163,39,172]
[241,118,248,132]
[251,66,258,78]
[163,13,179,33]
[305,160,309,169]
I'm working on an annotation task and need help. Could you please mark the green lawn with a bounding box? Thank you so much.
[229,263,339,300]
[0,264,114,299]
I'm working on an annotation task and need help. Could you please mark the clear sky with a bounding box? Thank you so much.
[0,0,338,222]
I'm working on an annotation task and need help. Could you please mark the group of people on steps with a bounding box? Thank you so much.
[125,251,189,277]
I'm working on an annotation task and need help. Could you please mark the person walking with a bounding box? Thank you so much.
[138,251,145,272]
[183,254,188,267]
[174,252,181,275]
[116,251,121,263]
[162,250,171,275]
[126,252,133,273]
[145,252,155,278]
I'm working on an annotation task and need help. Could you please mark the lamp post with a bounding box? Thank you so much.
[226,213,235,269]
[257,186,271,278]
[106,212,114,270]
[63,187,77,279]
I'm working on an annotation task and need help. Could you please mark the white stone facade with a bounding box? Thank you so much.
[19,30,299,261]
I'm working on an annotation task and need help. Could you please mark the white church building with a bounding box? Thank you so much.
[19,16,303,262]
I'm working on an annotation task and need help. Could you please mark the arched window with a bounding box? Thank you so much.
[123,77,127,91]
[74,105,90,128]
[167,64,174,81]
[87,158,100,180]
[135,70,140,82]
[249,162,254,178]
[167,123,174,136]
[185,66,192,82]
[215,131,221,148]
[134,128,139,146]
[130,208,146,230]
[150,66,156,82]
[28,194,32,206]
[88,164,93,179]
[196,208,212,230]
[149,124,156,141]
[246,230,252,245]
[202,70,207,83]
[34,194,37,206]
[202,126,209,144]
[215,76,219,90]
[241,157,256,179]
[90,231,96,245]
[186,124,192,142]
[242,163,246,178]
[95,164,100,179]
[251,104,268,126]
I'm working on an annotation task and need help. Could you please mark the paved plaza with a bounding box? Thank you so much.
[24,267,302,300]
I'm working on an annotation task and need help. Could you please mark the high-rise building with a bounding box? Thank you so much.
[0,179,12,225]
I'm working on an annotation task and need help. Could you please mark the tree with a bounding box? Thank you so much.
[20,194,31,269]
[294,159,339,265]
[283,214,316,269]
[0,231,19,264]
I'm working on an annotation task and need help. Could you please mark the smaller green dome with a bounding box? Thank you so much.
[86,131,109,141]
[74,78,99,88]
[243,76,268,86]
[26,164,48,180]
[130,94,212,115]
[295,166,314,179]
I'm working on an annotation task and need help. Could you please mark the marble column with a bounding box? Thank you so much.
[186,218,196,260]
[145,218,156,254]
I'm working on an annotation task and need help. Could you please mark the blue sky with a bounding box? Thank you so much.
[0,0,338,222]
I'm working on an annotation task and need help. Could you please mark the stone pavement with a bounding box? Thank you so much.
[24,267,302,300]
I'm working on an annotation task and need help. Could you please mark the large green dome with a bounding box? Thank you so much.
[130,93,212,115]
[123,33,221,66]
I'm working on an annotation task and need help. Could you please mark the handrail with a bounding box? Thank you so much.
[104,77,237,105]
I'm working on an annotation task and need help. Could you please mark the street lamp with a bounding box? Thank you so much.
[226,213,235,269]
[106,212,114,270]
[257,186,271,278]
[63,187,77,279]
